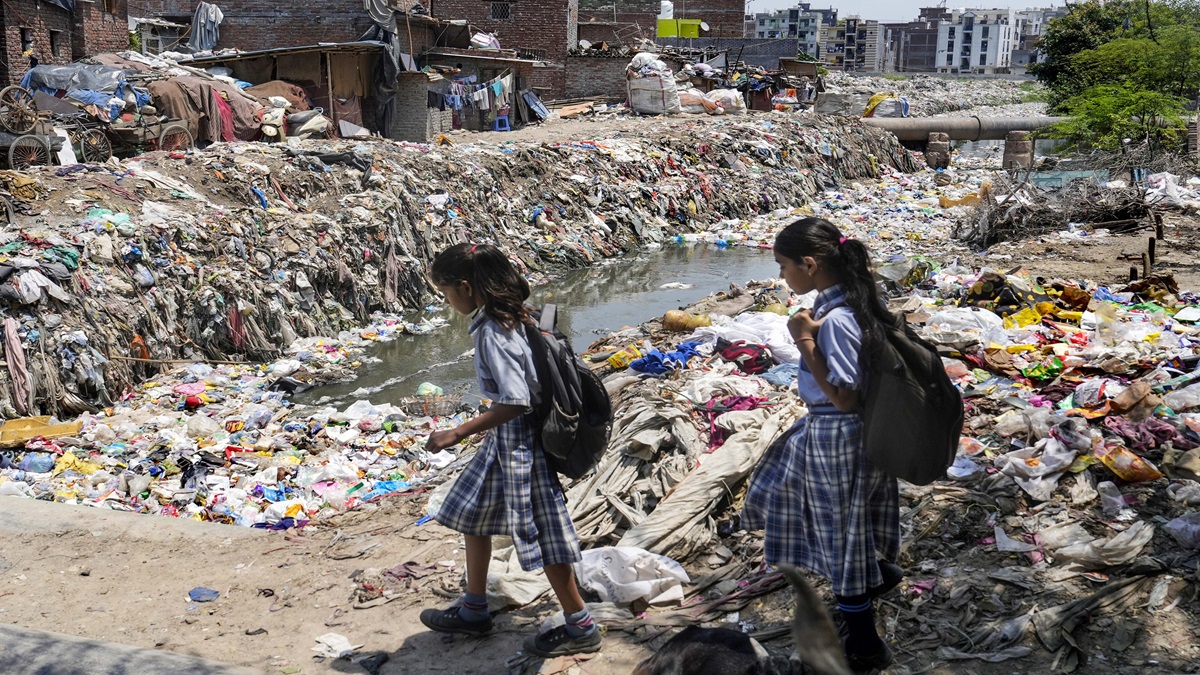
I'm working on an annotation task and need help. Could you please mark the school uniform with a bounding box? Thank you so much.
[743,284,900,597]
[434,310,582,572]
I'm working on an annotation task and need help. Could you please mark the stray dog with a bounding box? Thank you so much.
[633,566,853,675]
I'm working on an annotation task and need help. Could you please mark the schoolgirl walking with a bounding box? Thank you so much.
[419,243,601,657]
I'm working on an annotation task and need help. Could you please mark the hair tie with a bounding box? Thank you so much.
[470,245,478,253]
[838,237,847,246]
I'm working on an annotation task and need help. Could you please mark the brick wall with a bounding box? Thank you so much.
[530,62,564,99]
[128,0,373,51]
[564,56,627,98]
[577,0,655,45]
[432,0,574,63]
[658,37,800,70]
[673,0,743,38]
[392,72,438,141]
[0,1,75,85]
[73,0,130,60]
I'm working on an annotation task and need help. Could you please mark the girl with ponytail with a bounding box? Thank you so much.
[743,217,901,671]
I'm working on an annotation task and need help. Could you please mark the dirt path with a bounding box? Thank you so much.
[0,497,650,674]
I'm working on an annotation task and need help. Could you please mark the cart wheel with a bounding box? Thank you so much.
[158,123,193,152]
[77,129,113,163]
[0,86,37,134]
[8,135,50,170]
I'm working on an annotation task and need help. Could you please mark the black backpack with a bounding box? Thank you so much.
[523,304,614,479]
[862,318,963,485]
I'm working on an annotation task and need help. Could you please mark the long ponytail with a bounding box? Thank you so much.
[775,218,895,351]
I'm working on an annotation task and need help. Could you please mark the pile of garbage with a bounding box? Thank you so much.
[0,116,919,419]
[539,256,1200,670]
[0,316,474,529]
[823,72,1041,117]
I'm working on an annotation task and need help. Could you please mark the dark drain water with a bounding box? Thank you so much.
[300,245,778,408]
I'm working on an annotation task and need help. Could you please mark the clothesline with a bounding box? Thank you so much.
[426,68,513,113]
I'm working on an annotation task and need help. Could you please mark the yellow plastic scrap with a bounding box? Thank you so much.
[1003,306,1043,329]
[52,451,101,477]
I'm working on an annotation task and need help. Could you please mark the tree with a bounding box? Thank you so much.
[1070,27,1200,98]
[1029,1,1133,109]
[1046,84,1188,153]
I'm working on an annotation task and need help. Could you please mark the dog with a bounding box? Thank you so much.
[632,566,853,675]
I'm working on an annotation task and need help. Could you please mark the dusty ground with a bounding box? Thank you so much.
[0,496,651,675]
[988,212,1200,292]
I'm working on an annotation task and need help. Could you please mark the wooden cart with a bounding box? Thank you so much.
[0,84,193,166]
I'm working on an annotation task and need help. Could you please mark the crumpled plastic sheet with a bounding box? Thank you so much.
[573,546,691,605]
[618,405,799,558]
[993,437,1078,502]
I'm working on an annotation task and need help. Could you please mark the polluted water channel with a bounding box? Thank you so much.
[299,244,778,408]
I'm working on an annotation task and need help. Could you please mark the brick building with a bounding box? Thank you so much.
[0,0,130,85]
[127,0,374,51]
[882,7,950,73]
[431,0,577,96]
[577,0,744,46]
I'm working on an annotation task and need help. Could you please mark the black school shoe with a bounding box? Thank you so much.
[843,638,894,673]
[523,625,602,657]
[419,607,493,636]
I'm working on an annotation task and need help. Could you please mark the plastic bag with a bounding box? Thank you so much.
[1037,522,1093,551]
[1095,443,1164,483]
[1165,382,1200,411]
[994,437,1078,501]
[573,546,691,605]
[994,408,1063,441]
[922,307,1009,348]
[1097,480,1130,517]
[703,89,746,115]
[17,453,55,473]
[186,414,222,439]
[1053,520,1154,568]
[1164,512,1200,549]
[1167,480,1200,505]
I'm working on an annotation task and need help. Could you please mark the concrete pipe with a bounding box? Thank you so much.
[862,116,1068,141]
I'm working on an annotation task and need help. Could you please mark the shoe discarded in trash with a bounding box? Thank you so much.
[419,607,493,636]
[523,625,602,658]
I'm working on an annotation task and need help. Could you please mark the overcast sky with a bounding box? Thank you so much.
[745,0,1064,24]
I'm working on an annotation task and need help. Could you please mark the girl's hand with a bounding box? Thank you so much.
[788,309,822,342]
[426,428,464,451]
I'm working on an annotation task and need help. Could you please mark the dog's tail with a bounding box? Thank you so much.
[778,565,854,675]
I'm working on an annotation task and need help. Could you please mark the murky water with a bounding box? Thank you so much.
[955,138,1065,159]
[299,245,779,408]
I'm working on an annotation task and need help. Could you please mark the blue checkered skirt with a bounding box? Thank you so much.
[433,414,582,572]
[743,412,900,597]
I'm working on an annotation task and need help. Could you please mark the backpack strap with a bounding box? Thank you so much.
[540,304,557,333]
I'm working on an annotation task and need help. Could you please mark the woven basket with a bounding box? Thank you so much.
[399,396,460,418]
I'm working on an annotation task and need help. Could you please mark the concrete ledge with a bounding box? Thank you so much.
[0,623,264,675]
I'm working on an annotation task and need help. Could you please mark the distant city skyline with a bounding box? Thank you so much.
[742,0,1064,24]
